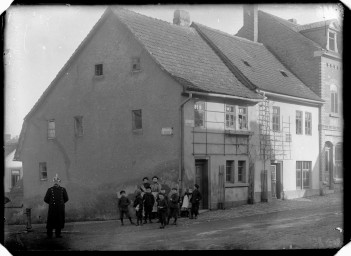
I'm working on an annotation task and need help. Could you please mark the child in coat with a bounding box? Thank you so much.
[157,193,168,229]
[118,190,135,226]
[167,188,180,225]
[142,187,155,224]
[133,190,144,226]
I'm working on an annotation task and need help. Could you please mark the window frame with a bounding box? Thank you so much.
[305,112,312,135]
[226,160,235,183]
[95,63,103,76]
[132,109,143,131]
[296,110,303,135]
[237,160,246,183]
[225,105,236,129]
[47,120,56,140]
[296,161,311,190]
[131,57,141,72]
[272,106,280,132]
[328,30,337,52]
[11,169,20,188]
[330,86,338,114]
[39,162,48,181]
[238,106,248,130]
[74,116,84,137]
[194,101,206,128]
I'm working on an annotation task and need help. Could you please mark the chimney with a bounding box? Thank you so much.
[173,10,190,26]
[243,5,258,42]
[288,18,297,24]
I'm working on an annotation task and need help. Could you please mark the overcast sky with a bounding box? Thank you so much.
[4,4,343,136]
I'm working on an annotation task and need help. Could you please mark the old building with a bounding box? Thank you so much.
[15,7,322,222]
[237,5,343,193]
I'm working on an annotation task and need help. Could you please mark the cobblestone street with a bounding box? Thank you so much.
[4,192,343,251]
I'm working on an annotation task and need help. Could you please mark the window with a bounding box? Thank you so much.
[335,143,343,179]
[296,111,303,135]
[238,161,246,183]
[296,161,311,189]
[74,116,83,137]
[48,120,55,139]
[226,160,234,183]
[238,107,248,130]
[132,110,142,130]
[225,105,235,129]
[39,162,47,181]
[272,106,280,132]
[11,170,20,188]
[330,86,338,114]
[328,31,336,52]
[132,57,141,72]
[194,101,205,127]
[95,64,103,76]
[305,112,312,135]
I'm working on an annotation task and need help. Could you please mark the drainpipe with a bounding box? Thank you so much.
[179,92,193,194]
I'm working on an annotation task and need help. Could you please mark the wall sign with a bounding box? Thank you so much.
[161,127,173,135]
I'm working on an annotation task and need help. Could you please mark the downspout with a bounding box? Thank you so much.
[179,93,193,194]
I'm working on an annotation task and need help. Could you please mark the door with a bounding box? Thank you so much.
[195,160,209,209]
[270,165,276,198]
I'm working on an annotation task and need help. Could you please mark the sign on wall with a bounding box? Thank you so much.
[161,127,173,135]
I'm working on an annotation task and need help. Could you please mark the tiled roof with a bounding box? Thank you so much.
[111,8,262,99]
[194,23,322,101]
[294,19,338,32]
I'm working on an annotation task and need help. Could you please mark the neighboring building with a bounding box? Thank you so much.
[4,149,23,193]
[15,7,322,221]
[237,5,343,193]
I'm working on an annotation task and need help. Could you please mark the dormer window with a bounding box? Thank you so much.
[95,64,103,76]
[132,57,141,72]
[280,71,288,77]
[328,31,337,52]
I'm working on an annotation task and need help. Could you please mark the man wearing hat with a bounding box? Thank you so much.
[44,174,69,238]
[190,184,202,219]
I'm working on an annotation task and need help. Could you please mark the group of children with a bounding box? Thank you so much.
[117,176,202,229]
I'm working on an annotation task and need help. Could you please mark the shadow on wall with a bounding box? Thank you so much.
[22,160,179,224]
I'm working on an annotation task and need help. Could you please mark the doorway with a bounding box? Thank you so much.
[195,159,209,209]
[270,162,282,199]
[325,142,333,189]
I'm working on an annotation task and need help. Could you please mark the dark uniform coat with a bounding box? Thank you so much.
[44,185,69,229]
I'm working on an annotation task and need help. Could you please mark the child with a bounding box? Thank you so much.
[180,189,190,218]
[157,193,168,229]
[151,176,162,220]
[167,188,180,225]
[133,190,144,226]
[142,187,155,224]
[190,184,202,219]
[118,190,135,226]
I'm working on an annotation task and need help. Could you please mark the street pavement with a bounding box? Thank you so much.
[4,192,343,251]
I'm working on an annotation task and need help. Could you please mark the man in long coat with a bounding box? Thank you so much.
[44,174,69,238]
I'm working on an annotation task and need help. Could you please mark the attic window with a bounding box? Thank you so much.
[328,31,337,52]
[242,60,251,67]
[280,71,288,77]
[95,64,103,76]
[132,57,141,72]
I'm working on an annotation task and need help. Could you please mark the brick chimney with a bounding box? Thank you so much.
[173,10,190,26]
[243,5,258,42]
[288,18,297,24]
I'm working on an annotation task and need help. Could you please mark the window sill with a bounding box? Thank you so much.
[133,129,143,134]
[225,183,249,188]
[329,113,340,118]
[93,75,105,80]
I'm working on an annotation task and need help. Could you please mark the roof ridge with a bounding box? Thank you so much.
[192,22,264,46]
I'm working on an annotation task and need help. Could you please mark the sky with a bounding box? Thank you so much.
[4,4,343,137]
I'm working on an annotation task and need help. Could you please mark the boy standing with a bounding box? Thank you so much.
[157,193,168,229]
[118,190,135,226]
[167,188,180,225]
[133,190,144,226]
[190,184,202,219]
[143,187,155,224]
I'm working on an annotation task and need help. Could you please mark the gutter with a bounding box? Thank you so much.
[257,89,324,105]
[179,93,193,193]
[184,90,264,102]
